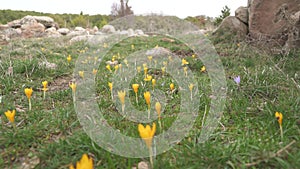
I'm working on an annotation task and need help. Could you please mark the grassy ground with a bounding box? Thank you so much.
[0,34,299,169]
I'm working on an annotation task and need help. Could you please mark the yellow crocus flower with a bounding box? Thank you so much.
[275,111,283,139]
[132,84,139,104]
[152,79,156,89]
[108,82,113,100]
[184,67,188,77]
[132,84,139,94]
[79,71,84,79]
[144,74,152,81]
[24,88,33,100]
[144,67,148,76]
[201,66,206,73]
[275,112,283,126]
[144,91,151,118]
[137,66,141,73]
[69,154,93,169]
[67,55,72,63]
[42,81,48,91]
[118,90,126,113]
[106,65,112,72]
[69,82,76,92]
[155,102,161,118]
[189,83,194,92]
[25,88,33,110]
[118,91,126,102]
[114,64,119,73]
[92,69,98,75]
[144,91,151,106]
[5,110,16,123]
[161,67,166,76]
[182,58,189,66]
[108,82,113,92]
[138,123,156,148]
[170,83,175,91]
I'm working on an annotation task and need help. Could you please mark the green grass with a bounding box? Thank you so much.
[0,34,299,169]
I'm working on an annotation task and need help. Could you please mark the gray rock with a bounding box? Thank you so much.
[57,28,70,35]
[137,161,149,169]
[45,27,56,33]
[0,24,9,30]
[135,29,144,35]
[21,22,45,38]
[7,19,22,28]
[213,16,248,39]
[74,27,85,31]
[4,28,22,39]
[248,0,300,47]
[119,30,129,35]
[67,30,88,36]
[127,28,135,36]
[45,27,61,37]
[32,16,55,27]
[94,31,104,35]
[38,61,57,70]
[102,25,116,33]
[235,6,248,24]
[70,35,93,43]
[93,26,99,32]
[20,15,37,25]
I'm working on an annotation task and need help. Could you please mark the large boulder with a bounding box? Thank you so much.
[32,16,55,28]
[21,22,45,38]
[235,6,248,24]
[45,27,61,37]
[57,28,70,35]
[74,27,85,32]
[213,16,248,39]
[0,24,9,30]
[3,28,22,39]
[7,19,22,28]
[20,16,37,25]
[248,0,300,47]
[101,25,116,34]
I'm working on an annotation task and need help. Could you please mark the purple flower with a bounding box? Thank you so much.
[234,76,241,85]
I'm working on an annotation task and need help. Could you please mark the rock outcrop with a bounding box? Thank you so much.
[248,0,300,49]
[235,7,248,24]
[213,16,248,39]
[213,0,300,50]
[0,15,58,41]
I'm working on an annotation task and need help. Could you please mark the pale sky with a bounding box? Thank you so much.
[1,0,248,18]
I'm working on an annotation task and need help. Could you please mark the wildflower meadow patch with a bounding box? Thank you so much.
[0,15,299,169]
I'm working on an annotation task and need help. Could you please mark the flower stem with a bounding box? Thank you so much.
[122,104,125,115]
[190,92,193,101]
[158,118,162,132]
[28,99,31,111]
[12,122,17,132]
[148,105,150,119]
[280,125,283,140]
[135,93,138,104]
[149,146,153,168]
[43,91,46,100]
[73,92,76,103]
